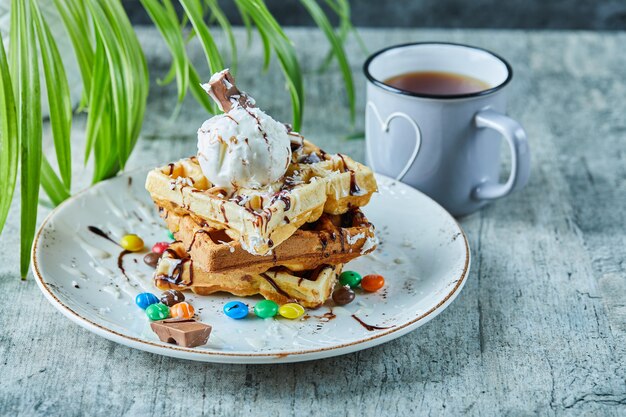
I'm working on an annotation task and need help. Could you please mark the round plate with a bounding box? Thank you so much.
[32,170,470,364]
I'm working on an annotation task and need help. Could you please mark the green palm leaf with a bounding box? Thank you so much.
[10,0,43,278]
[0,34,18,237]
[300,0,355,123]
[32,0,73,191]
[141,0,190,103]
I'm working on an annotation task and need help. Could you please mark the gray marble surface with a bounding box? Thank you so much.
[1,28,625,416]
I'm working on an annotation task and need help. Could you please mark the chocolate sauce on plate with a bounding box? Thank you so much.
[87,226,121,247]
[351,314,393,331]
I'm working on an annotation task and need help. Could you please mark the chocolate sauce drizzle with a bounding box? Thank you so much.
[351,315,393,331]
[187,229,210,252]
[87,226,121,247]
[117,250,132,281]
[260,273,293,301]
[270,191,292,211]
[220,203,228,223]
[337,153,361,196]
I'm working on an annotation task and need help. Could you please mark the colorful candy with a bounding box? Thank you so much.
[143,252,161,268]
[278,303,305,319]
[332,285,355,305]
[160,289,185,307]
[146,303,170,320]
[361,274,385,292]
[224,301,249,319]
[254,300,279,319]
[339,271,362,288]
[167,230,175,241]
[135,292,159,310]
[152,242,170,254]
[120,234,144,252]
[170,302,195,319]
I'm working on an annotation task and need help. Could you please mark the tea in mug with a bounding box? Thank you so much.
[384,71,491,96]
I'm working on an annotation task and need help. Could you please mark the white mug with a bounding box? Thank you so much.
[364,42,531,216]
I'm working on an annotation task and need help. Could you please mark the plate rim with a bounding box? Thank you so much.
[32,169,470,362]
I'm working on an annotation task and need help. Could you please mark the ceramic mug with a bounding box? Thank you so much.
[364,42,530,216]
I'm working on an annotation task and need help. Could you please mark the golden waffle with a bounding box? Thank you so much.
[145,139,377,256]
[153,242,341,308]
[157,204,377,274]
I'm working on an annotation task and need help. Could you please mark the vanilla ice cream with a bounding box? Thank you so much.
[197,70,292,190]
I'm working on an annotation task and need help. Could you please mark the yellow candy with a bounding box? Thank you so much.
[278,303,305,320]
[120,234,144,252]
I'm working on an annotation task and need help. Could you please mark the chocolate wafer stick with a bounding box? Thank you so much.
[205,69,255,112]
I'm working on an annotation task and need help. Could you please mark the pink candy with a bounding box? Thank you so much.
[151,241,170,254]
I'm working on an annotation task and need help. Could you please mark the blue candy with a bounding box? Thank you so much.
[135,292,159,310]
[223,301,248,320]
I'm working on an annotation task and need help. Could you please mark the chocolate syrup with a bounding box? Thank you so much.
[268,239,274,248]
[167,163,174,175]
[87,226,121,247]
[117,250,132,281]
[128,177,133,187]
[187,229,209,252]
[337,154,361,196]
[270,191,291,211]
[319,234,328,252]
[260,273,293,300]
[220,203,228,223]
[351,315,393,331]
[284,216,290,224]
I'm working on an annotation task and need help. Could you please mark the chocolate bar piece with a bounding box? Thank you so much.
[206,69,254,112]
[150,318,212,348]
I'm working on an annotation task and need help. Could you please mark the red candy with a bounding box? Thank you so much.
[152,242,170,254]
[361,274,385,292]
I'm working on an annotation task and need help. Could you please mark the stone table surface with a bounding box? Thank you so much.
[1,28,625,416]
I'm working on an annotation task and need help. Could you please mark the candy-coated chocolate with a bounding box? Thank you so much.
[167,230,175,241]
[160,289,185,306]
[120,234,144,252]
[332,285,355,305]
[224,301,249,319]
[146,303,170,320]
[170,302,195,319]
[361,274,385,292]
[278,303,305,319]
[254,300,279,319]
[339,271,362,288]
[143,252,161,268]
[135,292,159,310]
[152,241,170,254]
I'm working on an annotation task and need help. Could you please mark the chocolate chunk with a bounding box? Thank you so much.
[143,252,161,268]
[332,285,355,305]
[160,289,185,307]
[206,69,254,112]
[150,318,212,348]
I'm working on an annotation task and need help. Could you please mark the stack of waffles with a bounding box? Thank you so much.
[144,72,378,308]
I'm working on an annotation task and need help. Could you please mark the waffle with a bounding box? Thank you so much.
[144,139,377,256]
[157,203,377,274]
[153,242,341,308]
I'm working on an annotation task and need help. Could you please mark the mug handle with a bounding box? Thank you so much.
[472,109,531,200]
[366,101,421,181]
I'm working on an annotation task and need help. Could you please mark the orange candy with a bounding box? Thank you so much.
[361,274,385,292]
[170,302,195,319]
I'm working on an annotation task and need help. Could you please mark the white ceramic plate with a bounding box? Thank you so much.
[32,170,470,364]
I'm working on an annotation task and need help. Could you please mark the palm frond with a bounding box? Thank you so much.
[300,0,355,123]
[32,0,73,191]
[0,34,18,237]
[10,0,43,278]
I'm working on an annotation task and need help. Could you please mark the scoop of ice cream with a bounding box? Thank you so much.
[196,69,292,190]
[197,106,291,189]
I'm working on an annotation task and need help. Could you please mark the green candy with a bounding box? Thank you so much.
[339,271,362,288]
[167,230,175,241]
[146,303,170,320]
[254,300,279,319]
